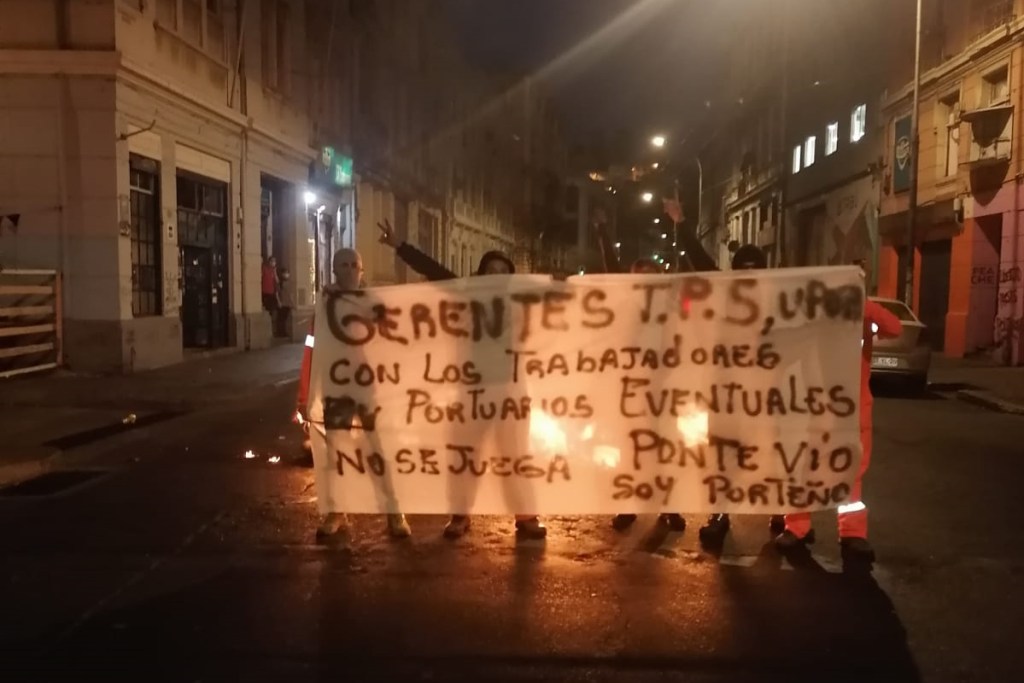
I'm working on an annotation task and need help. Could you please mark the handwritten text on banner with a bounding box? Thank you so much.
[307,266,864,515]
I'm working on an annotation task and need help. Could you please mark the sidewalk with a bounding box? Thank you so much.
[0,344,303,485]
[929,354,1024,415]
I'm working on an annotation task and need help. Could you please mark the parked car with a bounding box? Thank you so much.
[869,297,931,392]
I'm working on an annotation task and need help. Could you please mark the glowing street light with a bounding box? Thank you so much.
[653,218,661,224]
[303,190,317,204]
[614,242,622,248]
[651,135,666,148]
[641,191,654,203]
[661,233,668,239]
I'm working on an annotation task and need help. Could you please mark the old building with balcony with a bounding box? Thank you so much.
[0,0,318,373]
[879,0,1024,365]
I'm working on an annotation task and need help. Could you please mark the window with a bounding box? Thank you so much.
[804,135,817,167]
[825,121,839,156]
[206,0,225,61]
[261,0,290,92]
[938,93,960,177]
[182,0,202,45]
[156,0,176,27]
[792,144,802,173]
[983,65,1010,106]
[129,155,162,318]
[851,104,867,142]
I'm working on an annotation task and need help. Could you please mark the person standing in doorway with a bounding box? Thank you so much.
[262,255,279,322]
[277,267,294,338]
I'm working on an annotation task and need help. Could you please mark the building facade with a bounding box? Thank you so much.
[0,0,316,373]
[879,0,1024,365]
[0,0,569,375]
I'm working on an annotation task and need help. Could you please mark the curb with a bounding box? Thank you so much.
[0,447,62,488]
[956,389,1024,416]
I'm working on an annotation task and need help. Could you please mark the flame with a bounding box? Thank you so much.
[592,445,621,469]
[676,409,709,445]
[268,455,282,464]
[529,409,567,454]
[244,450,257,459]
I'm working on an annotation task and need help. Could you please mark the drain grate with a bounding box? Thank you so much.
[42,411,185,451]
[0,470,109,497]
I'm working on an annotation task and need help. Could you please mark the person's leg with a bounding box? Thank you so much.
[838,426,873,561]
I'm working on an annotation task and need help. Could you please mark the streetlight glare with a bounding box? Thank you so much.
[303,191,317,204]
[651,135,666,148]
[653,218,661,224]
[641,191,654,203]
[661,233,667,239]
[614,242,622,248]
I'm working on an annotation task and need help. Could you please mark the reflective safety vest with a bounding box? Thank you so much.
[296,317,316,414]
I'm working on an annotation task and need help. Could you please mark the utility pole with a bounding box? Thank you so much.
[777,0,790,267]
[904,0,924,307]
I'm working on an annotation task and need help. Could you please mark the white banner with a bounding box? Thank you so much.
[308,267,864,515]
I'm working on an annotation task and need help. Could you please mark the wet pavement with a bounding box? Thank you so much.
[0,379,1022,682]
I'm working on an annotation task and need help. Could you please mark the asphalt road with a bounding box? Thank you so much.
[1,382,1022,682]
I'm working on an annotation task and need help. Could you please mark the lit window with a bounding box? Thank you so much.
[792,145,802,173]
[804,135,817,167]
[826,122,839,155]
[851,104,867,142]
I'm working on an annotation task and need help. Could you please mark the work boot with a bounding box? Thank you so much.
[443,514,470,539]
[515,517,548,539]
[840,536,876,564]
[658,513,687,532]
[612,513,637,531]
[387,513,412,539]
[315,512,349,542]
[773,528,816,551]
[699,513,730,543]
[768,515,785,535]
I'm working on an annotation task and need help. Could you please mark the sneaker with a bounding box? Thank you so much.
[443,515,470,539]
[698,513,730,542]
[315,512,349,542]
[773,528,816,551]
[840,536,875,564]
[768,515,785,535]
[658,513,687,532]
[611,513,637,531]
[514,517,548,539]
[387,513,412,539]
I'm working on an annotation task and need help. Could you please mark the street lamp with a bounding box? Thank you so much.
[653,218,661,224]
[641,191,654,203]
[651,135,666,148]
[303,190,317,205]
[661,233,668,239]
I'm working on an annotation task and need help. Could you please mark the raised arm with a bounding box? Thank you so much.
[678,223,719,272]
[592,217,623,273]
[378,219,457,281]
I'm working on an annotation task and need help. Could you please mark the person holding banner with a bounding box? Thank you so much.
[297,247,413,542]
[774,266,902,564]
[377,219,548,540]
[696,244,787,545]
[593,218,688,533]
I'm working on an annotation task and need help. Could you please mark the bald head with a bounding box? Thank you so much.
[332,248,363,289]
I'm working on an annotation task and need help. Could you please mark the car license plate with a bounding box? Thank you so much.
[873,356,899,368]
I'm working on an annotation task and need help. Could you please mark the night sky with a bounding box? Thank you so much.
[444,0,735,143]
